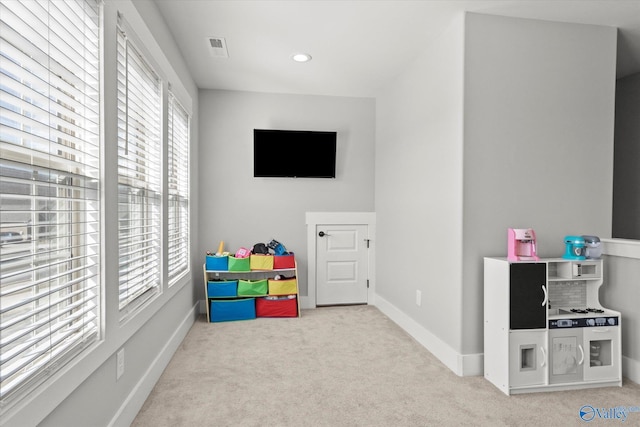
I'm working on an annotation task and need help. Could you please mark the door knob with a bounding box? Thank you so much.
[318,231,329,237]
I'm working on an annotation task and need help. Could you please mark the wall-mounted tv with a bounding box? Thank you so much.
[253,129,337,178]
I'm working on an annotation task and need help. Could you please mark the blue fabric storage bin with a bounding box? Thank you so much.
[206,255,228,271]
[210,298,256,322]
[207,280,237,298]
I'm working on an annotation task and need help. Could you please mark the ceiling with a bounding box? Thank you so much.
[154,0,640,98]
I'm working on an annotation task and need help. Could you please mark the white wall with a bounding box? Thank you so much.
[375,14,466,369]
[463,13,617,354]
[5,1,201,426]
[198,90,375,297]
[601,241,640,383]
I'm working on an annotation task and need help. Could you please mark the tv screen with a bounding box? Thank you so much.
[253,129,337,178]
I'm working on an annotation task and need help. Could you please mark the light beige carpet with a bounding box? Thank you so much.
[131,305,640,426]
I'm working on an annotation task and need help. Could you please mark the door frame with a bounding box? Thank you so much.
[304,212,376,309]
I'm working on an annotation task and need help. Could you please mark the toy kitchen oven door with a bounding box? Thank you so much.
[548,314,621,384]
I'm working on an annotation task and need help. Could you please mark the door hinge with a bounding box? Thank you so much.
[367,279,369,288]
[364,238,370,248]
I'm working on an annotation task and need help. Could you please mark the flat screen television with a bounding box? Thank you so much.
[253,129,337,178]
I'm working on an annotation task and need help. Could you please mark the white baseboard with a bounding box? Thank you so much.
[623,355,640,385]
[300,295,314,310]
[374,294,482,377]
[375,294,637,382]
[108,303,198,427]
[459,352,484,377]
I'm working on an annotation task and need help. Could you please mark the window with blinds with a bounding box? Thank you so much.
[167,92,190,284]
[0,0,101,403]
[116,17,162,315]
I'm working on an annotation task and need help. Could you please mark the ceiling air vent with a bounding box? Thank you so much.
[207,37,229,58]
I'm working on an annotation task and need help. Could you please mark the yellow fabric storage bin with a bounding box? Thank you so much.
[250,254,274,270]
[268,278,297,295]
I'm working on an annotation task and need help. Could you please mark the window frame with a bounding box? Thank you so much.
[167,90,190,285]
[0,0,102,406]
[0,1,195,422]
[115,14,163,319]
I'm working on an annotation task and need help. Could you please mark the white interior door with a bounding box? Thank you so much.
[316,224,368,305]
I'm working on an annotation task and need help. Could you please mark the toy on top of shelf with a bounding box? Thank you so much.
[507,228,539,261]
[582,235,601,259]
[252,243,269,254]
[216,240,225,256]
[267,239,289,255]
[235,247,251,258]
[563,235,586,260]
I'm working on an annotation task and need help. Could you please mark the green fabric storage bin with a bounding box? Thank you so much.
[237,279,268,296]
[228,256,251,272]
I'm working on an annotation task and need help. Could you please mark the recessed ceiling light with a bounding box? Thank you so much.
[291,53,312,63]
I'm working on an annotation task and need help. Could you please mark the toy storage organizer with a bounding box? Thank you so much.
[203,254,300,322]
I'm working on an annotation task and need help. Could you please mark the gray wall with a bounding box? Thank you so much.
[462,13,616,354]
[37,289,195,427]
[5,1,201,426]
[608,70,640,375]
[10,6,630,426]
[613,72,640,239]
[375,15,466,354]
[198,90,376,296]
[375,11,616,362]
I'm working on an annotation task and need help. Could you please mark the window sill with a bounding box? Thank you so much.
[601,238,640,259]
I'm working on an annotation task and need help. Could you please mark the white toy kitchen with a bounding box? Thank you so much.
[484,257,622,395]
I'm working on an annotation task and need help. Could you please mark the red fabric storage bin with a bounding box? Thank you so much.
[256,296,298,318]
[274,254,295,269]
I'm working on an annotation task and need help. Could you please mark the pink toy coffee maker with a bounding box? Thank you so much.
[507,228,539,261]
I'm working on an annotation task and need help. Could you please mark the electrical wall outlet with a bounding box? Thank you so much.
[116,348,125,380]
[416,290,422,306]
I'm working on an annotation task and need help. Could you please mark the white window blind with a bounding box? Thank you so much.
[0,0,101,403]
[116,16,162,314]
[167,91,189,284]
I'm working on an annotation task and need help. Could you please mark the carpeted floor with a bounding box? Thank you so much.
[131,305,640,426]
